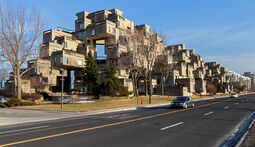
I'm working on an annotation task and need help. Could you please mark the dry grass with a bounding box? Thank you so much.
[18,96,174,112]
[17,94,233,112]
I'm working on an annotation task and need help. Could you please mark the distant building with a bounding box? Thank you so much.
[243,72,255,91]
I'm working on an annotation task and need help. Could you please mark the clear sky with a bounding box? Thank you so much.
[2,0,255,74]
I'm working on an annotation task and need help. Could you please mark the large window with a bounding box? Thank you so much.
[79,23,84,30]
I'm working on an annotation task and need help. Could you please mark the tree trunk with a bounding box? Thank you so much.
[131,73,137,97]
[144,77,148,96]
[16,67,22,99]
[148,70,152,104]
[14,74,17,95]
[161,75,164,96]
[135,75,138,97]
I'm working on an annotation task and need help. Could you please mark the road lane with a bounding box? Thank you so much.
[0,94,254,147]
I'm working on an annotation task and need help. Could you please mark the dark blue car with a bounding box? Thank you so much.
[170,96,195,109]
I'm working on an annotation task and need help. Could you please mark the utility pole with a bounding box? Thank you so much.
[60,68,64,109]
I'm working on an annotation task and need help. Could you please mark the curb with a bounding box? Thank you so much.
[137,103,169,109]
[236,118,255,146]
[220,111,255,147]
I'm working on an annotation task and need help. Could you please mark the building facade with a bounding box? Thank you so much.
[4,8,251,97]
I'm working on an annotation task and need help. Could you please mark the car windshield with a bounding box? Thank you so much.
[174,97,189,102]
[231,93,237,95]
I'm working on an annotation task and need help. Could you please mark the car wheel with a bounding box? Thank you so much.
[183,104,188,109]
[191,103,195,108]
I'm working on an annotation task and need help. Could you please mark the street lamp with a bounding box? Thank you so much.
[60,68,64,109]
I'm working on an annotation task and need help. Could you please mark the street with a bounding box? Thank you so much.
[0,94,254,147]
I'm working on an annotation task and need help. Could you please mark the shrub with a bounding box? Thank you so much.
[4,98,22,107]
[119,86,129,96]
[20,101,35,106]
[3,98,35,107]
[0,103,6,108]
[100,79,117,96]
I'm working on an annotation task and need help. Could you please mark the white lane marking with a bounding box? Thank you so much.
[235,103,239,105]
[160,122,184,130]
[224,106,229,109]
[204,111,214,116]
[0,120,98,138]
[0,125,48,134]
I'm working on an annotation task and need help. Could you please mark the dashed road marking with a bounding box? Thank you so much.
[204,111,214,116]
[160,122,184,130]
[224,106,229,109]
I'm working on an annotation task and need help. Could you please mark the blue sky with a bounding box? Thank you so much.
[2,0,255,73]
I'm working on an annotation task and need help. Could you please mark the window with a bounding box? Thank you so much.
[112,28,116,34]
[78,32,85,39]
[116,21,120,27]
[77,59,83,66]
[91,29,95,35]
[48,67,52,74]
[63,57,69,64]
[37,67,41,73]
[78,33,82,39]
[59,57,63,64]
[79,23,84,29]
[64,42,68,48]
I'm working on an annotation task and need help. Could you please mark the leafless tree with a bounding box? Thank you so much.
[206,81,217,95]
[0,4,44,99]
[117,30,146,98]
[142,31,165,103]
[105,29,166,103]
[153,49,173,95]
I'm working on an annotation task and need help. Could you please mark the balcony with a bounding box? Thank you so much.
[40,42,64,58]
[51,50,85,68]
[87,20,117,40]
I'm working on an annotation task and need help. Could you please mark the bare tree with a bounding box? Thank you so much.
[0,4,43,99]
[105,29,165,104]
[142,31,165,103]
[153,49,173,95]
[206,81,217,95]
[117,30,145,98]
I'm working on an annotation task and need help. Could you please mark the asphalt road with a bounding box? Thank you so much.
[0,94,254,147]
